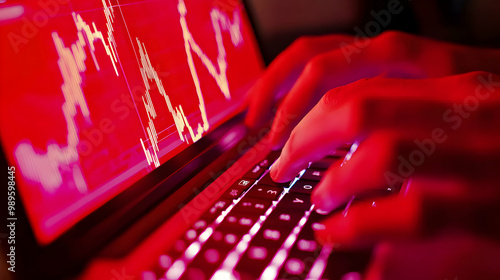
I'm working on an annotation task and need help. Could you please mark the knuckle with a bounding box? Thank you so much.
[321,77,378,108]
[303,55,328,77]
[376,30,407,42]
[278,36,316,62]
[289,36,315,54]
[371,30,415,61]
[321,88,342,108]
[458,71,492,88]
[290,35,333,56]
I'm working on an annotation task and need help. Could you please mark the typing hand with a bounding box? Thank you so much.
[248,31,500,279]
[245,31,500,149]
[273,73,500,279]
[269,72,500,210]
[315,179,500,280]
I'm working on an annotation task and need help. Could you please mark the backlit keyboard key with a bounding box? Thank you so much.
[245,184,283,200]
[220,179,254,200]
[231,197,272,216]
[310,156,341,169]
[219,212,258,233]
[289,180,317,195]
[243,165,266,180]
[277,193,312,211]
[200,199,231,222]
[181,234,236,280]
[258,172,291,188]
[278,217,322,279]
[301,168,325,181]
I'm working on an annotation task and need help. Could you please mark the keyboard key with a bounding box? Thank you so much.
[231,197,272,216]
[235,209,308,279]
[283,258,307,276]
[289,180,317,195]
[310,156,341,169]
[275,210,327,278]
[220,179,254,200]
[210,228,245,247]
[235,246,276,280]
[235,236,281,279]
[183,218,210,242]
[266,210,304,229]
[238,201,307,279]
[277,193,312,211]
[235,178,254,188]
[277,218,322,279]
[205,199,231,215]
[164,238,188,264]
[258,172,291,188]
[247,246,269,260]
[181,234,236,280]
[180,266,209,280]
[243,165,265,180]
[301,168,325,181]
[200,199,231,222]
[296,238,318,252]
[245,184,283,200]
[253,217,296,247]
[219,212,259,233]
[260,150,281,168]
[169,200,233,268]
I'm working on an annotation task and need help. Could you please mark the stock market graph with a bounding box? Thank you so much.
[0,0,263,243]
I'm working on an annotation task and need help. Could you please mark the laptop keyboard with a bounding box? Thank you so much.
[141,149,370,280]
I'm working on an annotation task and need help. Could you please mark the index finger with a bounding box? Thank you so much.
[245,35,355,129]
[270,73,500,182]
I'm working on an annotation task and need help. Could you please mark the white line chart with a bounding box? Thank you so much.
[14,0,119,193]
[139,0,243,167]
[14,0,246,190]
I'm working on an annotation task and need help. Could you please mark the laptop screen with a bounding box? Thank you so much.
[0,0,263,244]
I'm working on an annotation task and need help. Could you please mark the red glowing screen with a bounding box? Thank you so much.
[0,0,263,244]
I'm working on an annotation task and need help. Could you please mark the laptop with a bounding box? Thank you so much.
[0,0,371,279]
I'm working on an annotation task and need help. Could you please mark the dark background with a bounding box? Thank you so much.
[245,0,500,64]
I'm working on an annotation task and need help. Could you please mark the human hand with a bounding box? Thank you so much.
[248,31,500,280]
[269,73,500,275]
[315,178,500,280]
[269,72,500,211]
[245,31,500,149]
[267,75,500,280]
